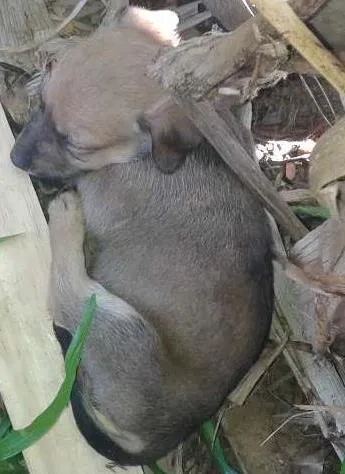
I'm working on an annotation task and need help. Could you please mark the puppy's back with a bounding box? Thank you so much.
[78,143,273,457]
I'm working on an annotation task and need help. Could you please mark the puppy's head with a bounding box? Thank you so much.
[10,7,201,179]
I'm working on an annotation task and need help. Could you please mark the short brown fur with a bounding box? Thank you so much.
[11,7,273,466]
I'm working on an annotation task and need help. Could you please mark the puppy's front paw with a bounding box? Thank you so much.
[48,191,85,253]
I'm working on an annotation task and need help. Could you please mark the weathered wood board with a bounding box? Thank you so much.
[0,104,142,474]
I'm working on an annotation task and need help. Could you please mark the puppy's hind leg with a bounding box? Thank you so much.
[48,192,170,464]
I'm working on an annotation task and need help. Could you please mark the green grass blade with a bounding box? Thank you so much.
[0,294,96,460]
[147,462,168,474]
[341,459,345,474]
[0,233,24,245]
[292,205,330,220]
[0,415,11,439]
[200,420,240,474]
[0,456,28,474]
[0,415,28,472]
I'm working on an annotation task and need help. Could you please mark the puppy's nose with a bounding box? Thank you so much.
[10,146,32,171]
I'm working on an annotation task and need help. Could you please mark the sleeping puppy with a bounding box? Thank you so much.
[12,7,200,178]
[10,6,273,466]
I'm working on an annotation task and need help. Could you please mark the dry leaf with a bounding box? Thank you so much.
[310,116,345,211]
[270,213,345,438]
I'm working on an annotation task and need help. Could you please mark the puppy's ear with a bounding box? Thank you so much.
[121,6,180,46]
[137,99,203,174]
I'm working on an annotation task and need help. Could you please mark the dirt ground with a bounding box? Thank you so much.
[148,356,339,474]
[223,357,340,474]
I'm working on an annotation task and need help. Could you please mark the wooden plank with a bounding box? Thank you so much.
[0,104,142,473]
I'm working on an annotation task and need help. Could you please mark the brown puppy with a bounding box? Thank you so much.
[12,7,200,177]
[11,7,273,466]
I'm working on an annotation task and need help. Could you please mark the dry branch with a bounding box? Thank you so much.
[150,0,345,105]
[279,189,315,205]
[149,17,291,102]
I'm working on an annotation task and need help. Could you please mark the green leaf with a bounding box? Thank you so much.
[0,294,96,460]
[292,205,330,220]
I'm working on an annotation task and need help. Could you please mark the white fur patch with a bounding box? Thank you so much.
[123,7,180,47]
[91,406,146,454]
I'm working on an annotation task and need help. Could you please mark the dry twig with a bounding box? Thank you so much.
[260,411,318,446]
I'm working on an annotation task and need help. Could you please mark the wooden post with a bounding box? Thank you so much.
[0,104,142,474]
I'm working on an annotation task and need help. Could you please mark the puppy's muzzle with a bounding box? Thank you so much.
[10,108,46,172]
[10,143,33,171]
